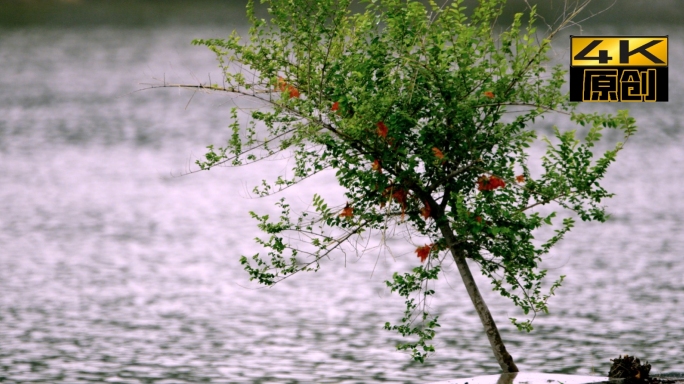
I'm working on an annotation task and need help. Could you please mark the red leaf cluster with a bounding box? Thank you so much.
[477,175,506,191]
[372,159,382,173]
[277,77,300,98]
[432,147,444,159]
[332,101,340,111]
[391,189,408,205]
[339,202,353,218]
[515,175,525,183]
[420,201,431,219]
[288,86,300,98]
[376,121,388,138]
[484,91,495,99]
[415,244,434,263]
[380,186,409,219]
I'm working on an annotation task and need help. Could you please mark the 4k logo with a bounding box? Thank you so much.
[569,36,668,102]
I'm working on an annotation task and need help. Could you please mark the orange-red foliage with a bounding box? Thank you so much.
[432,147,444,159]
[420,201,431,219]
[339,202,353,218]
[477,175,506,191]
[393,189,408,219]
[277,77,287,92]
[415,244,434,263]
[392,188,407,204]
[332,101,339,111]
[276,77,300,98]
[372,159,382,173]
[288,86,300,98]
[380,186,409,218]
[484,91,495,99]
[515,175,525,183]
[376,121,388,138]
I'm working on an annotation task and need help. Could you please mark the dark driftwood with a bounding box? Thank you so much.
[585,356,684,384]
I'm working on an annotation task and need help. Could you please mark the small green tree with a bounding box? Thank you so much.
[168,0,637,371]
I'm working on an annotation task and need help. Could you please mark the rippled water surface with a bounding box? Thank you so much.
[1,22,683,384]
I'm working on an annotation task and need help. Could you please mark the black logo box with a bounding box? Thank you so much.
[569,66,669,102]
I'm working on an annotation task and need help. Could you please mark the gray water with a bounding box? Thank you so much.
[0,21,683,384]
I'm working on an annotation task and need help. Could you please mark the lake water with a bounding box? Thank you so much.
[0,16,683,384]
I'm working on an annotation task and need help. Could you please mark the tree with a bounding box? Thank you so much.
[160,0,637,372]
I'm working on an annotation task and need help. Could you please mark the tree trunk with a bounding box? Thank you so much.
[438,223,519,373]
